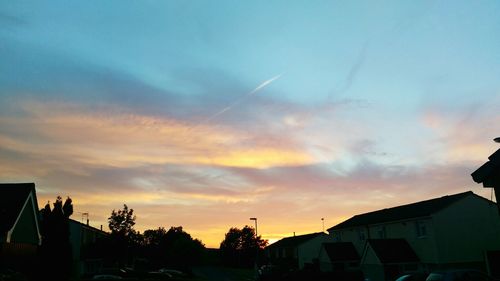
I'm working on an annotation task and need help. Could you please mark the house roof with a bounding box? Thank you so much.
[267,232,325,249]
[328,191,473,231]
[471,148,500,187]
[0,183,38,234]
[323,242,360,262]
[366,239,419,263]
[69,218,109,235]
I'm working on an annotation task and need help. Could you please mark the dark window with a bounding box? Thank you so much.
[358,229,366,241]
[415,220,427,237]
[378,226,386,238]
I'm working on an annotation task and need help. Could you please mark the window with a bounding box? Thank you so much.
[415,220,427,237]
[378,226,386,238]
[334,231,342,242]
[358,229,366,241]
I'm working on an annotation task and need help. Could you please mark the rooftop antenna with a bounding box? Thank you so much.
[80,212,89,224]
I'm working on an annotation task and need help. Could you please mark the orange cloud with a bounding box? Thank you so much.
[5,100,316,170]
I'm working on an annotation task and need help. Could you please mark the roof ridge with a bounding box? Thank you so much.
[267,232,325,247]
[355,191,472,216]
[328,191,474,231]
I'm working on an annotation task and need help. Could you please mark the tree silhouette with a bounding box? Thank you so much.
[39,196,73,281]
[143,227,167,246]
[106,204,139,266]
[142,226,205,269]
[163,226,205,268]
[108,204,136,238]
[220,225,267,268]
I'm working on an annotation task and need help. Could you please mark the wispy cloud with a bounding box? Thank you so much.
[328,42,368,100]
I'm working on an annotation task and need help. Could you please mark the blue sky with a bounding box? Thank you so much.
[1,0,499,247]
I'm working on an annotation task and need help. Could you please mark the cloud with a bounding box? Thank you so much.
[328,41,368,100]
[420,97,500,164]
[1,98,494,247]
[0,100,316,170]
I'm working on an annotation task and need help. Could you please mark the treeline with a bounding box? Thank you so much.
[36,197,268,281]
[89,204,206,271]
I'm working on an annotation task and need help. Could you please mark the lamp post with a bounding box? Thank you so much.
[249,217,258,271]
[321,218,325,233]
[250,217,258,237]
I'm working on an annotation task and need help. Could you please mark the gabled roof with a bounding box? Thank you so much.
[366,239,419,263]
[267,232,325,249]
[323,242,360,262]
[328,191,473,231]
[0,183,38,234]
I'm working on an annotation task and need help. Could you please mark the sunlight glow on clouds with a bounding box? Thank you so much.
[4,100,315,170]
[1,0,500,247]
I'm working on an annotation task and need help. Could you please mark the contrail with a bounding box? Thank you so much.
[328,41,369,100]
[197,73,283,126]
[248,73,282,96]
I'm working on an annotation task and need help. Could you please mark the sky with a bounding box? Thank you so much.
[1,0,500,248]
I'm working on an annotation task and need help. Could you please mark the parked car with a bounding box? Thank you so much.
[92,274,122,280]
[148,268,190,280]
[395,272,428,281]
[426,270,494,281]
[257,265,284,281]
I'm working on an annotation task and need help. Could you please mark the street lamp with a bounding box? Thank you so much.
[249,217,258,237]
[249,217,259,270]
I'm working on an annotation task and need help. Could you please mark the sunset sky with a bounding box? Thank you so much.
[1,1,499,247]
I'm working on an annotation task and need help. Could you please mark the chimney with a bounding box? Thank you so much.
[293,232,295,237]
[100,225,103,231]
[86,218,89,226]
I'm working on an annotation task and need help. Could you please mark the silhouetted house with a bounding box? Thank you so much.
[327,191,500,281]
[266,232,334,270]
[472,148,500,213]
[319,242,360,272]
[69,219,108,278]
[361,239,419,281]
[0,183,41,271]
[472,147,500,277]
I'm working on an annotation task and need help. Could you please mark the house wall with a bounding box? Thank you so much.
[432,195,500,267]
[10,197,39,245]
[297,234,335,269]
[318,245,332,271]
[361,243,384,281]
[0,242,38,274]
[331,228,367,254]
[69,220,108,278]
[331,217,439,265]
[69,221,83,260]
[318,248,332,271]
[371,218,438,265]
